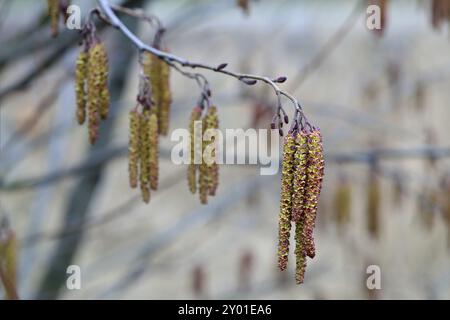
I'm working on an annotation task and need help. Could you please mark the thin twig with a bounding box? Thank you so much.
[97,0,300,123]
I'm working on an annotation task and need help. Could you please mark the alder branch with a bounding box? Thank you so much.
[96,0,302,129]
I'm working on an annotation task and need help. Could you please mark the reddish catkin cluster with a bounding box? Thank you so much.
[75,41,110,145]
[277,128,324,284]
[188,106,220,204]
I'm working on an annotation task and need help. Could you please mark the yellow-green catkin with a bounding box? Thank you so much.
[144,52,171,135]
[205,106,219,196]
[292,131,308,223]
[199,115,210,205]
[97,44,110,120]
[149,113,159,191]
[294,218,307,284]
[139,110,151,203]
[335,181,351,225]
[87,44,101,145]
[277,133,296,271]
[302,129,324,259]
[0,227,17,300]
[188,107,202,194]
[159,55,172,136]
[367,173,380,237]
[47,0,59,37]
[128,111,140,189]
[75,51,88,124]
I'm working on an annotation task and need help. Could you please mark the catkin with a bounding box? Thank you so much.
[75,51,88,124]
[335,182,351,225]
[87,44,101,145]
[294,218,307,284]
[85,42,110,145]
[98,44,110,120]
[144,52,172,135]
[0,229,17,300]
[149,113,159,190]
[277,133,296,271]
[205,106,219,196]
[188,107,202,194]
[159,56,172,136]
[128,111,140,189]
[139,111,151,203]
[48,0,59,37]
[367,174,380,237]
[302,129,324,259]
[199,116,210,204]
[292,131,308,223]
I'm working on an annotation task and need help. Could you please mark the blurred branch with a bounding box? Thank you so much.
[97,174,267,299]
[289,0,363,93]
[0,74,70,154]
[2,146,450,192]
[20,167,184,248]
[34,7,144,299]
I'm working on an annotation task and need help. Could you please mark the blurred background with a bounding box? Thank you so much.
[1,0,450,299]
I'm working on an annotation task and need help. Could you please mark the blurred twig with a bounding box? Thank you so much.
[289,0,364,93]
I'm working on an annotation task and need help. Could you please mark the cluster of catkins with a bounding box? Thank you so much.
[128,108,159,204]
[187,106,219,204]
[47,0,71,37]
[277,127,324,284]
[127,51,171,203]
[75,40,110,145]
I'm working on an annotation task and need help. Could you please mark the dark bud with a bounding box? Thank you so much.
[274,76,287,83]
[284,115,289,124]
[206,89,212,97]
[216,63,228,71]
[279,129,284,136]
[271,122,276,130]
[242,79,257,85]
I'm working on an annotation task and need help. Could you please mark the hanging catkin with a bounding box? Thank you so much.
[277,133,296,271]
[334,180,351,225]
[0,223,17,300]
[144,52,172,136]
[205,106,219,196]
[367,173,380,237]
[75,51,88,124]
[149,113,159,191]
[139,110,151,203]
[302,129,324,259]
[159,55,172,136]
[188,107,202,194]
[199,115,211,204]
[47,0,59,37]
[128,110,140,189]
[292,131,308,223]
